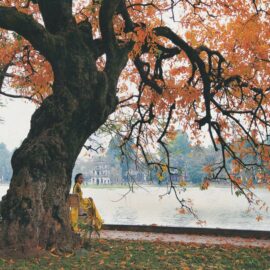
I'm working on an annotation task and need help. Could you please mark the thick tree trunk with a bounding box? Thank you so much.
[0,58,118,253]
[0,92,115,251]
[0,100,109,251]
[0,10,129,250]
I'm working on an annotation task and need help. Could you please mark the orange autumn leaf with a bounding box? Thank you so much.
[179,180,187,187]
[178,208,187,215]
[201,180,210,190]
[246,178,255,189]
[203,165,212,174]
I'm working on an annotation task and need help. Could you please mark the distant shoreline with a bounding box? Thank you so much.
[1,182,269,190]
[82,182,270,190]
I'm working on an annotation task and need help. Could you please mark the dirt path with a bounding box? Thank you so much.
[97,230,270,248]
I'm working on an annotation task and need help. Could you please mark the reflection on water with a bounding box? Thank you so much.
[1,185,270,230]
[112,207,138,225]
[161,210,194,227]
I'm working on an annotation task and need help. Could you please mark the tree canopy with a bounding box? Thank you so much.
[0,0,270,251]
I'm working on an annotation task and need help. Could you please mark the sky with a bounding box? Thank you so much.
[0,96,100,158]
[0,96,36,151]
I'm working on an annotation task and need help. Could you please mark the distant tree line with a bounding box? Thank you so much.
[158,133,221,184]
[74,132,223,185]
[74,131,263,185]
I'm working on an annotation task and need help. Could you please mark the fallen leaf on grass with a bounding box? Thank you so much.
[64,252,74,258]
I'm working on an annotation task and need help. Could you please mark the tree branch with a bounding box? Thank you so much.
[99,0,121,56]
[0,90,40,103]
[37,0,75,34]
[117,0,135,32]
[0,6,53,58]
[99,0,133,108]
[0,64,9,91]
[154,26,211,124]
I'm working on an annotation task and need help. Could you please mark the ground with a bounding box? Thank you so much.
[0,231,269,269]
[99,229,270,248]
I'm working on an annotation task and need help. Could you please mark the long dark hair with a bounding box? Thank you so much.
[74,173,82,184]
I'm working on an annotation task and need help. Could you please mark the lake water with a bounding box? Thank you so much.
[1,185,270,230]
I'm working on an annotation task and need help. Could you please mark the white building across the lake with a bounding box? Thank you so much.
[87,157,124,185]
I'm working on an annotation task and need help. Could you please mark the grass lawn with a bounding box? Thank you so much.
[0,239,269,269]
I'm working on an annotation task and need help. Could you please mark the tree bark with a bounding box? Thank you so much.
[0,30,124,252]
[0,83,115,251]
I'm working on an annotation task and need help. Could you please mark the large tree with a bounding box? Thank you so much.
[0,0,269,251]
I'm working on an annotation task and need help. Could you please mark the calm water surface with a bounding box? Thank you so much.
[1,185,269,230]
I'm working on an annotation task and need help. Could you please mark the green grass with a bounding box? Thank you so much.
[0,239,269,269]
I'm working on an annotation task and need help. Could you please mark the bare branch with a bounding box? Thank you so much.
[0,89,40,104]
